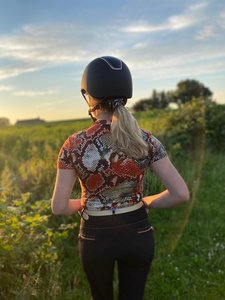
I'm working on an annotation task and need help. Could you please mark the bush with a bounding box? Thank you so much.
[164,98,205,157]
[0,193,79,299]
[205,102,225,151]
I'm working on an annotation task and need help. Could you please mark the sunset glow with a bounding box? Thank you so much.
[0,0,225,124]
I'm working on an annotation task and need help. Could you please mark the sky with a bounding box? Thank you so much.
[0,0,225,124]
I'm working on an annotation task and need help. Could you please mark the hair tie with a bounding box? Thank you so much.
[107,98,126,111]
[89,98,126,114]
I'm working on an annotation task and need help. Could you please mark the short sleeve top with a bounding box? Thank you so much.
[57,119,167,211]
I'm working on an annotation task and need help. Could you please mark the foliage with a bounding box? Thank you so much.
[0,119,89,299]
[132,79,212,111]
[0,110,224,299]
[163,97,206,156]
[160,98,225,156]
[205,101,225,151]
[145,150,225,300]
[172,79,212,105]
[132,90,170,111]
[134,109,174,139]
[0,192,80,299]
[0,118,10,127]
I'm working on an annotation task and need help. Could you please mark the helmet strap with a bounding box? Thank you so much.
[88,111,97,122]
[82,91,127,123]
[81,91,97,122]
[88,104,102,122]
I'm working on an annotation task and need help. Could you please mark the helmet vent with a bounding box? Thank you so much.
[100,56,122,70]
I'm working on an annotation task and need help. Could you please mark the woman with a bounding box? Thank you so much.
[51,56,189,300]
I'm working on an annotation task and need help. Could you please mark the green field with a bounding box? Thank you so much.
[0,107,225,299]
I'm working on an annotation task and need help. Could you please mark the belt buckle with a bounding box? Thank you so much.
[112,208,116,215]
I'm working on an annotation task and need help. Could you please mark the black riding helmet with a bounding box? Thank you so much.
[81,56,132,99]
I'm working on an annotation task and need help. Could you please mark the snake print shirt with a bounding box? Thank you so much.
[57,119,167,211]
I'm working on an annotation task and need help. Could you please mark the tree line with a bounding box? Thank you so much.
[132,79,213,111]
[0,79,217,127]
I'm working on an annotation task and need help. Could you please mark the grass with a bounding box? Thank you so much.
[0,110,225,299]
[51,149,225,300]
[143,149,225,300]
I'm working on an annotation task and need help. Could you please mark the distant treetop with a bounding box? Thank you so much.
[132,79,213,112]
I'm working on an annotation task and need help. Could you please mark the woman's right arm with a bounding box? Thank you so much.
[51,168,82,215]
[143,156,190,208]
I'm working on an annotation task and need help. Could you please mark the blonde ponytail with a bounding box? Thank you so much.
[111,105,149,159]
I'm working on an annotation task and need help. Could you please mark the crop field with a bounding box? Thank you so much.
[0,103,225,299]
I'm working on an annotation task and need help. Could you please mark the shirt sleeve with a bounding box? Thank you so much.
[57,137,75,170]
[149,135,167,164]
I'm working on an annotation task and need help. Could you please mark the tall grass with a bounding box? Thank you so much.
[145,149,225,300]
[0,108,224,299]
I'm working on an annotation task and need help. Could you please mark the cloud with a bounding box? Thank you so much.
[0,24,88,64]
[122,23,167,33]
[195,25,216,40]
[132,42,148,49]
[122,36,225,82]
[0,85,14,92]
[0,23,93,81]
[149,60,225,80]
[121,2,208,33]
[13,89,58,97]
[0,22,128,81]
[0,1,224,87]
[0,65,40,80]
[218,11,225,28]
[188,3,208,11]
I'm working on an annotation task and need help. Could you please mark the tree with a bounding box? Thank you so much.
[160,91,168,109]
[132,90,169,111]
[132,99,153,111]
[132,79,213,112]
[173,79,212,105]
[0,117,10,127]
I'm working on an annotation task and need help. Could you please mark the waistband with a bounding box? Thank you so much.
[79,205,149,228]
[84,201,143,218]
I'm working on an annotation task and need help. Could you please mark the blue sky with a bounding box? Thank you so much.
[0,0,225,124]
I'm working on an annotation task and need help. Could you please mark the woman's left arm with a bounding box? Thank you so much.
[143,156,190,208]
[51,168,82,215]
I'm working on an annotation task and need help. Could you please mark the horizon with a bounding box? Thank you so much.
[11,115,90,125]
[1,0,225,124]
[3,98,221,126]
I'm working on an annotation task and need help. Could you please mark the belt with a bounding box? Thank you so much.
[79,201,144,220]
